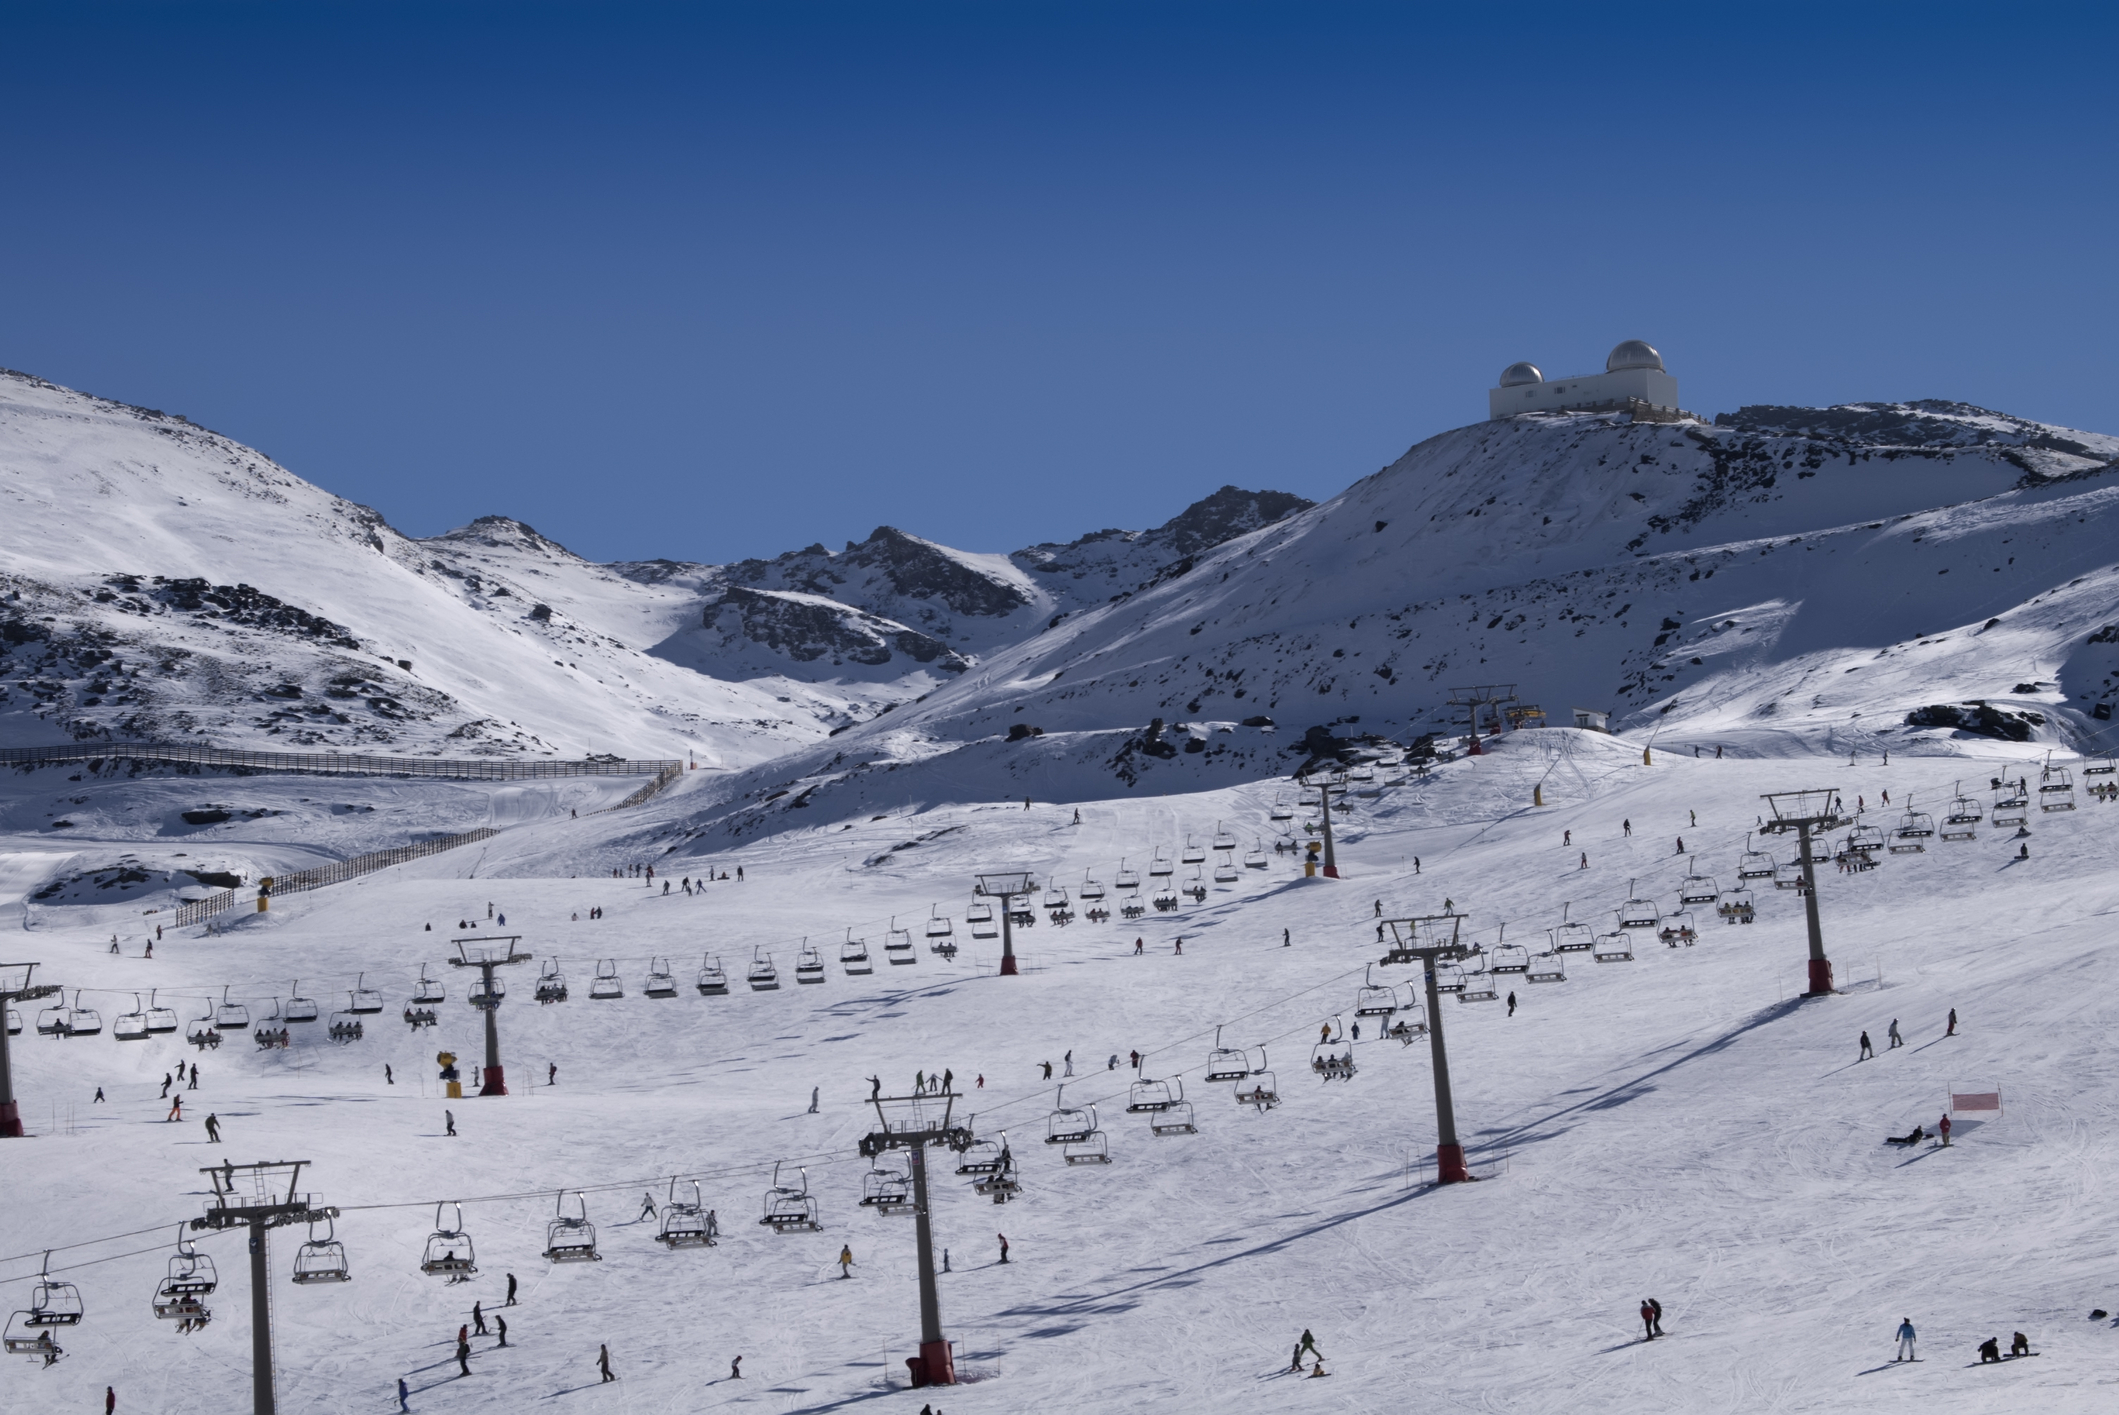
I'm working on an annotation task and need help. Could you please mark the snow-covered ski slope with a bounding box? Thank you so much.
[8,727,2119,1413]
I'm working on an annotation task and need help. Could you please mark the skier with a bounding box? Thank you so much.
[1039,1061,1052,1080]
[1689,810,1696,826]
[839,1245,854,1279]
[93,1087,105,1104]
[1173,938,1182,955]
[1623,819,1631,837]
[1563,830,1571,846]
[107,1387,116,1413]
[505,1273,518,1306]
[1640,1300,1657,1340]
[1648,1298,1663,1335]
[1283,928,1290,947]
[809,1087,819,1114]
[942,1248,950,1273]
[472,1301,487,1336]
[1895,1318,1917,1360]
[1297,1329,1321,1365]
[1946,1008,1957,1037]
[997,1233,1010,1264]
[445,1109,457,1137]
[639,1192,657,1222]
[1413,857,1420,873]
[598,1344,615,1382]
[1373,900,1382,917]
[1887,1019,1902,1049]
[1859,1031,1874,1060]
[1134,937,1144,955]
[456,1337,470,1378]
[496,1315,508,1347]
[386,1064,394,1084]
[1130,1050,1141,1070]
[161,1073,172,1098]
[1506,992,1517,1018]
[398,1376,410,1411]
[1062,1052,1072,1077]
[1939,1113,1951,1146]
[204,1113,221,1143]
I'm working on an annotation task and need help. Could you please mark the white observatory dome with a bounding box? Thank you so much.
[1605,340,1665,373]
[1498,361,1543,387]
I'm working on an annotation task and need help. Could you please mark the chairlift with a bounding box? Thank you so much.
[1457,968,1500,1003]
[589,959,624,1000]
[1213,853,1239,884]
[956,1135,1008,1175]
[2040,762,2076,812]
[1184,868,1207,902]
[1349,762,1377,783]
[536,959,569,1004]
[1152,884,1180,912]
[1431,962,1468,993]
[646,956,680,996]
[185,1006,220,1049]
[155,1227,220,1324]
[1526,951,1568,984]
[1042,881,1069,910]
[1151,1101,1197,1135]
[760,1163,821,1232]
[1847,822,1887,855]
[1385,1001,1428,1041]
[5,1252,83,1354]
[1114,858,1141,890]
[1126,1076,1182,1112]
[794,941,826,985]
[1490,942,1531,973]
[64,990,101,1036]
[419,1203,477,1281]
[1992,780,2029,827]
[284,983,319,1024]
[542,1191,600,1263]
[968,900,998,939]
[1942,784,1982,841]
[860,1158,913,1210]
[1657,911,1698,947]
[1736,834,1776,881]
[1204,1025,1252,1082]
[657,1179,715,1248]
[1679,858,1720,905]
[290,1215,350,1285]
[1063,1128,1112,1164]
[841,931,873,974]
[1773,861,1808,890]
[1617,883,1659,930]
[327,1009,365,1044]
[1309,1020,1356,1080]
[2089,755,2117,777]
[1592,929,1636,963]
[1148,851,1175,878]
[1044,1085,1096,1143]
[143,990,179,1034]
[885,921,917,964]
[346,973,384,1015]
[1212,821,1238,851]
[747,949,779,991]
[1890,802,1934,852]
[1716,889,1756,925]
[1245,842,1268,869]
[5,1007,20,1037]
[1551,902,1594,953]
[4,1310,63,1362]
[1180,836,1205,866]
[696,955,729,995]
[115,994,151,1042]
[468,972,503,1010]
[1354,965,1398,1017]
[1236,1057,1282,1108]
[215,982,250,1029]
[925,907,955,938]
[972,1142,1022,1202]
[1269,795,1294,822]
[412,966,446,1007]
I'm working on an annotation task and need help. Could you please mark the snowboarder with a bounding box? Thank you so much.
[385,1064,394,1084]
[997,1233,1010,1264]
[204,1113,221,1143]
[1689,810,1696,827]
[942,1248,950,1273]
[445,1109,457,1137]
[1859,1031,1874,1060]
[1885,1124,1925,1146]
[188,1064,199,1089]
[1978,1337,2001,1363]
[942,1068,953,1092]
[1174,938,1182,955]
[505,1273,518,1305]
[107,1387,116,1413]
[167,1096,183,1122]
[598,1344,614,1382]
[2011,1331,2030,1357]
[1887,1019,1902,1049]
[868,1075,882,1100]
[839,1245,854,1279]
[1623,819,1631,837]
[809,1087,819,1114]
[161,1073,172,1099]
[472,1301,487,1336]
[1675,836,1684,854]
[93,1087,105,1103]
[1563,830,1571,846]
[1648,1298,1663,1335]
[1039,1061,1051,1080]
[495,1315,507,1347]
[1640,1301,1656,1340]
[737,866,744,881]
[1413,856,1420,873]
[1946,1008,1957,1036]
[548,1062,557,1086]
[1062,1052,1072,1077]
[1374,900,1382,916]
[729,1355,743,1379]
[1896,1319,1917,1360]
[1506,992,1517,1017]
[456,1337,470,1378]
[638,1192,656,1221]
[1579,852,1588,870]
[1282,928,1290,946]
[398,1376,410,1411]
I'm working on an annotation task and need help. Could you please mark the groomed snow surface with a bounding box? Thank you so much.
[6,729,2118,1413]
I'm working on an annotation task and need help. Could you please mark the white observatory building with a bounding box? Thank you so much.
[1488,341,1691,422]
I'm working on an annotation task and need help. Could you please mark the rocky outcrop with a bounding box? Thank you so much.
[700,586,968,671]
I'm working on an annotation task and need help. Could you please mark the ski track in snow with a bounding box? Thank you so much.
[6,730,2119,1413]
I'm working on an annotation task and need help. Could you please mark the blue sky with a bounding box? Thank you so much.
[3,3,2113,564]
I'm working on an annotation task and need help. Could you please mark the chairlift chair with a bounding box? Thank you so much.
[1114,858,1141,890]
[1236,1061,1282,1108]
[1152,884,1180,911]
[419,1203,477,1281]
[1042,881,1069,910]
[925,907,955,938]
[543,1191,601,1263]
[1773,861,1808,890]
[346,973,384,1015]
[1309,1032,1357,1081]
[1942,786,1982,840]
[696,955,729,995]
[468,973,504,1011]
[284,983,319,1024]
[115,995,151,1042]
[1458,968,1500,1003]
[860,1159,912,1210]
[657,1180,715,1248]
[1269,795,1294,822]
[1432,962,1468,993]
[1716,889,1756,925]
[956,1137,1007,1175]
[1848,823,1887,855]
[1737,834,1776,880]
[412,967,446,1007]
[1386,1001,1428,1040]
[185,1007,219,1048]
[11,1253,83,1340]
[841,932,873,974]
[1213,853,1239,883]
[1212,821,1238,851]
[143,990,179,1034]
[589,959,624,1000]
[1245,842,1268,869]
[1526,951,1568,984]
[4,1310,64,1362]
[2040,764,2076,811]
[760,1164,821,1232]
[1592,930,1636,963]
[1679,859,1720,905]
[1657,911,1698,947]
[1151,1100,1197,1135]
[536,959,569,1004]
[5,1007,20,1037]
[65,991,101,1036]
[1063,1128,1112,1164]
[34,1000,68,1037]
[885,923,916,964]
[968,900,999,939]
[327,1009,364,1044]
[215,982,250,1029]
[1890,804,1934,852]
[794,942,826,985]
[1354,966,1399,1017]
[1184,868,1207,902]
[1180,837,1205,866]
[747,949,779,991]
[1490,943,1531,974]
[1148,851,1175,878]
[2088,755,2117,777]
[972,1146,1022,1202]
[1617,884,1659,930]
[290,1215,350,1284]
[1044,1086,1097,1144]
[1204,1026,1252,1081]
[157,1227,219,1305]
[1551,903,1594,952]
[646,956,680,996]
[1126,1077,1182,1112]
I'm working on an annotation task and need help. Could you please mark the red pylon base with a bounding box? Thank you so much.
[1436,1143,1471,1184]
[1805,958,1835,996]
[907,1338,956,1387]
[999,954,1018,976]
[0,1100,21,1138]
[1322,865,1339,878]
[479,1066,508,1097]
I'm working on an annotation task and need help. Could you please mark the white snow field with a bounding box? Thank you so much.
[7,728,2119,1414]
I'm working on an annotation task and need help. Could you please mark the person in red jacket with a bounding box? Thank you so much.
[1639,1300,1657,1340]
